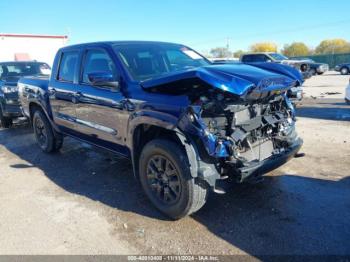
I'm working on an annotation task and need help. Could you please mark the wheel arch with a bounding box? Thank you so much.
[129,119,199,182]
[28,101,60,132]
[29,101,51,122]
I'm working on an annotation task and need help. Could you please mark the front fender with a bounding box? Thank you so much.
[128,109,220,186]
[127,110,183,180]
[127,109,179,148]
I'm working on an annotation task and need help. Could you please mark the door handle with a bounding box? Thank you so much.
[72,92,82,104]
[74,92,82,98]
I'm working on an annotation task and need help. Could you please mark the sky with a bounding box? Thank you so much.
[0,0,349,54]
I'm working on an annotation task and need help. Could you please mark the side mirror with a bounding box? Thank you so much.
[266,59,272,63]
[88,72,119,91]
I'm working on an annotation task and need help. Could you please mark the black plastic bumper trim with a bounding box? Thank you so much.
[238,138,303,181]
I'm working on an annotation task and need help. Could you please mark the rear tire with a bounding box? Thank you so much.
[139,139,208,220]
[32,109,63,153]
[0,107,13,128]
[340,67,349,75]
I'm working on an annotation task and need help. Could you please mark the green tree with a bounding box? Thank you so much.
[250,42,277,52]
[282,42,310,57]
[315,39,350,54]
[233,50,245,58]
[210,47,232,58]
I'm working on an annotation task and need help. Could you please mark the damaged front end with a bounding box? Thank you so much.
[178,91,302,183]
[142,64,303,185]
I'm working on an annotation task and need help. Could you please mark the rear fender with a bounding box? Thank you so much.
[28,99,60,133]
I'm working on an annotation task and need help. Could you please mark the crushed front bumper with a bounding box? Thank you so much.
[237,138,303,182]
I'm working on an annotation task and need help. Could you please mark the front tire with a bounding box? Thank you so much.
[139,139,208,219]
[32,110,63,153]
[0,107,13,128]
[340,67,349,75]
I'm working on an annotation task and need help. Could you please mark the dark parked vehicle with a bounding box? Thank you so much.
[0,61,51,127]
[240,52,310,77]
[19,41,303,219]
[293,58,329,75]
[335,63,350,75]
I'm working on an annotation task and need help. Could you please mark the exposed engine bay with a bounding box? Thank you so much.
[165,80,300,182]
[189,93,296,181]
[196,89,295,152]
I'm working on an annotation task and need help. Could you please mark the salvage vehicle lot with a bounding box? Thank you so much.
[0,72,349,256]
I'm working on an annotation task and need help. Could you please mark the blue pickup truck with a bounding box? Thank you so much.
[19,41,303,219]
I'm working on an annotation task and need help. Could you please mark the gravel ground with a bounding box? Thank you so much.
[0,72,349,257]
[302,71,349,99]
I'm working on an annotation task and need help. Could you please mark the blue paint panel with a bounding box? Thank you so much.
[142,63,299,97]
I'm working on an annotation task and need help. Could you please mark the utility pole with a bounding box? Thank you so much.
[226,37,231,58]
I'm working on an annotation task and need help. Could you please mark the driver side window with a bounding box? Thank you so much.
[82,49,118,84]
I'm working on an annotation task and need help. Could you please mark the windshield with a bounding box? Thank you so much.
[269,53,288,61]
[114,43,210,81]
[0,62,51,80]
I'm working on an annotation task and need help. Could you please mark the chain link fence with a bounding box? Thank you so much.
[291,53,350,69]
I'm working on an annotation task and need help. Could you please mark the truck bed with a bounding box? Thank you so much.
[18,76,50,118]
[18,75,50,91]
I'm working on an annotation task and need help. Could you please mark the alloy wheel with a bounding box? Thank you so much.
[34,117,47,147]
[146,155,182,204]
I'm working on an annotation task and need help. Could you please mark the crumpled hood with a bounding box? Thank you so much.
[142,63,301,97]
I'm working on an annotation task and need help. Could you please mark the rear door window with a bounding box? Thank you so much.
[57,51,79,82]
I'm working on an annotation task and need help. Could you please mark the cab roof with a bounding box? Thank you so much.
[60,40,184,51]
